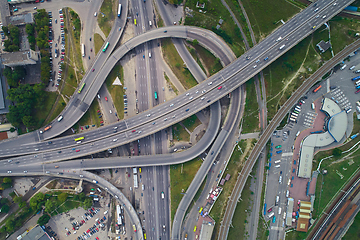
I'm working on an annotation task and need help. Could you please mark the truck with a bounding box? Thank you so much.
[134,175,138,188]
[279,44,285,50]
[81,44,85,57]
[92,179,98,184]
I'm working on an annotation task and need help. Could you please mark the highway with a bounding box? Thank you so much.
[0,0,350,160]
[217,37,360,240]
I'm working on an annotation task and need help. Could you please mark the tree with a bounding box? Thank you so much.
[44,200,54,213]
[333,148,342,157]
[57,192,68,203]
[35,192,45,202]
[1,198,9,206]
[14,196,22,204]
[78,192,86,201]
[82,198,92,209]
[37,214,50,226]
[1,205,9,213]
[192,39,199,45]
[3,177,12,184]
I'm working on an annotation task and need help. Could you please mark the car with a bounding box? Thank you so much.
[253,65,257,68]
[105,97,108,101]
[264,57,269,61]
[186,93,190,96]
[207,100,211,103]
[189,96,193,100]
[76,149,80,152]
[89,37,92,41]
[208,82,212,85]
[24,170,28,173]
[170,104,174,107]
[119,27,121,31]
[201,97,205,100]
[7,171,11,173]
[211,151,214,155]
[92,68,95,72]
[174,149,177,152]
[186,109,189,112]
[164,118,167,121]
[217,86,222,90]
[91,48,92,52]
[138,131,142,133]
[132,130,136,132]
[322,15,326,19]
[164,30,167,33]
[34,7,37,10]
[109,110,112,114]
[58,151,62,153]
[100,121,103,124]
[152,122,155,125]
[267,208,273,213]
[113,139,118,142]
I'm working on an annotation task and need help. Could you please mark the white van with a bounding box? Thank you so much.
[340,64,347,70]
[296,131,301,137]
[278,207,282,215]
[276,196,279,205]
[311,103,315,110]
[274,160,281,164]
[268,212,275,218]
[57,115,63,122]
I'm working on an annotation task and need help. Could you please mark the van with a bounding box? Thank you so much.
[341,64,347,70]
[311,103,315,110]
[268,212,275,218]
[278,207,282,215]
[276,36,282,42]
[142,184,145,191]
[57,115,63,122]
[149,52,151,58]
[279,176,282,183]
[279,44,285,50]
[350,66,355,70]
[274,160,281,164]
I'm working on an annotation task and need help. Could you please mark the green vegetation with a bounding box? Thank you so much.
[98,0,117,37]
[343,210,360,240]
[172,123,190,142]
[67,9,84,75]
[187,45,206,74]
[330,16,360,54]
[211,139,256,237]
[241,0,300,40]
[94,33,105,55]
[242,78,259,133]
[2,25,20,52]
[2,66,26,88]
[161,38,198,89]
[25,24,36,50]
[44,95,66,126]
[187,42,223,75]
[38,214,50,226]
[228,175,253,239]
[78,96,101,127]
[184,0,245,57]
[170,158,203,222]
[105,64,124,119]
[182,115,201,132]
[164,73,178,95]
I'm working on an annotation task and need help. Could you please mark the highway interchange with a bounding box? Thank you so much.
[0,0,358,239]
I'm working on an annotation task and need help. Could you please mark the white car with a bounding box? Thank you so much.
[7,170,11,174]
[173,149,177,152]
[109,110,112,114]
[113,139,118,142]
[208,82,212,85]
[170,104,174,107]
[146,114,151,117]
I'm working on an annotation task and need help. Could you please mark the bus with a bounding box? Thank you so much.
[103,42,110,52]
[117,4,122,17]
[154,91,158,100]
[78,82,85,93]
[75,137,84,142]
[132,224,137,232]
[81,44,85,57]
[313,85,322,93]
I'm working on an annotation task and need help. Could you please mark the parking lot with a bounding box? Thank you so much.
[47,198,110,240]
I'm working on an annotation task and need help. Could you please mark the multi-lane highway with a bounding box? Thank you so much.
[1,0,349,160]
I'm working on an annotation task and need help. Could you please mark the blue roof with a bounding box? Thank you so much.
[345,6,358,12]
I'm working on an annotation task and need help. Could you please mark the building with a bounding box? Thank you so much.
[286,198,294,226]
[0,0,10,26]
[1,49,39,67]
[316,40,331,53]
[198,221,215,240]
[6,12,33,26]
[17,225,52,240]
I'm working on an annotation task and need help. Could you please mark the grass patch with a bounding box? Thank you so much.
[211,139,256,237]
[184,0,245,57]
[186,45,206,74]
[78,98,101,127]
[34,91,58,127]
[172,123,190,142]
[170,158,203,222]
[265,36,311,120]
[94,33,105,55]
[98,0,117,37]
[343,210,360,240]
[57,200,81,214]
[329,16,360,55]
[241,0,300,40]
[105,63,124,119]
[188,42,223,75]
[242,78,259,133]
[61,64,77,97]
[228,176,253,239]
[161,38,198,89]
[182,115,201,132]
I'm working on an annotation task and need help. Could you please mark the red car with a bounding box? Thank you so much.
[81,127,83,130]
[96,238,99,240]
[48,40,52,43]
[356,89,360,94]
[105,97,108,101]
[60,19,64,22]
[100,121,103,124]
[217,86,222,90]
[132,130,136,132]
[267,208,272,213]
[90,48,93,52]
[97,110,100,113]
[76,149,80,152]
[92,68,95,72]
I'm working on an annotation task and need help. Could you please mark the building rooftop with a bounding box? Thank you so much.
[316,40,331,53]
[6,12,33,26]
[20,225,51,240]
[199,221,215,240]
[327,111,348,142]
